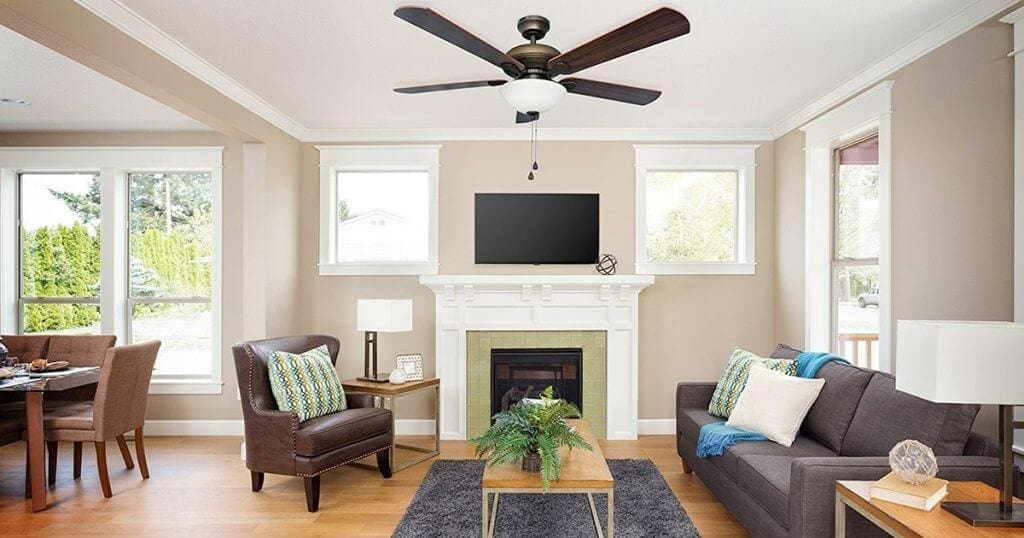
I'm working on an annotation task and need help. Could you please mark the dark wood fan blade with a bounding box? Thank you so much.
[560,78,660,105]
[516,111,539,123]
[395,80,507,94]
[395,7,524,75]
[548,7,690,75]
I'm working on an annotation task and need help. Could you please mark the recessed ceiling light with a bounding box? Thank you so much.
[0,98,30,106]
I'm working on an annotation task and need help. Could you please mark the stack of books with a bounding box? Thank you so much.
[870,472,949,511]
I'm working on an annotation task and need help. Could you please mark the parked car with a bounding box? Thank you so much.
[858,287,879,308]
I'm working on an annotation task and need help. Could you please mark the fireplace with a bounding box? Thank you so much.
[490,348,583,419]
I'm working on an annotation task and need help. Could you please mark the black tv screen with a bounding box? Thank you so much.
[475,193,599,264]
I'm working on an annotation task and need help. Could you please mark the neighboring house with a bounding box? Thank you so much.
[336,209,421,261]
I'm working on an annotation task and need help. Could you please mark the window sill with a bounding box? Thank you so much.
[318,262,439,276]
[636,262,756,275]
[149,380,223,395]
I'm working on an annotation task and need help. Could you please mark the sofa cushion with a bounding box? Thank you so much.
[803,362,873,453]
[678,409,721,443]
[47,335,116,367]
[734,454,794,527]
[268,345,347,422]
[709,349,798,418]
[0,334,50,362]
[770,343,803,360]
[294,407,391,457]
[841,373,980,456]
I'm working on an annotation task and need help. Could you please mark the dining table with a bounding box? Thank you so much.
[0,366,101,512]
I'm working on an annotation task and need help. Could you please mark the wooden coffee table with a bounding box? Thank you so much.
[835,480,1024,537]
[481,419,614,537]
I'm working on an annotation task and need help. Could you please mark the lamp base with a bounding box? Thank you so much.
[356,374,390,383]
[942,502,1024,527]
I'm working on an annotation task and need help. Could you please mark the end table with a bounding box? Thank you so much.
[341,377,440,473]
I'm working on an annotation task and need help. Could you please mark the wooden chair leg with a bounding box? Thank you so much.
[46,441,57,486]
[73,442,83,480]
[251,471,264,492]
[134,428,149,479]
[95,441,112,498]
[376,448,393,479]
[115,434,135,470]
[303,476,320,512]
[24,446,31,499]
[681,456,693,474]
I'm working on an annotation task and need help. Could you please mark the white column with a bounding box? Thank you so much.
[99,167,127,338]
[1000,6,1024,457]
[0,169,16,333]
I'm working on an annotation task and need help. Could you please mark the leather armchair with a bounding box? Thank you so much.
[232,335,393,512]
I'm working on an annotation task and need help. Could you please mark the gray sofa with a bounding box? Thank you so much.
[676,356,1006,537]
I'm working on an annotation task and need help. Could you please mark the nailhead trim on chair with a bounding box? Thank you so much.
[243,344,298,460]
[295,445,392,478]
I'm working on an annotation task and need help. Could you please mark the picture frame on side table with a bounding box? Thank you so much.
[395,354,424,381]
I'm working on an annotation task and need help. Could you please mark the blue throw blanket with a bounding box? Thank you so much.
[696,351,849,458]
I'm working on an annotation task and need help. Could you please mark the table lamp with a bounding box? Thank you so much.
[896,320,1024,527]
[356,299,412,383]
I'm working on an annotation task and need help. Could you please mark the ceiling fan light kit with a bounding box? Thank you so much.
[499,79,566,113]
[392,6,691,123]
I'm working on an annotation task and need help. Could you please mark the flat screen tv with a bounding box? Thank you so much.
[475,193,599,264]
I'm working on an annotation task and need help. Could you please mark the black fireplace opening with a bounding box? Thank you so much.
[490,347,583,419]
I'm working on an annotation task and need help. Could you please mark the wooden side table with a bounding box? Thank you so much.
[835,480,1024,537]
[341,377,440,473]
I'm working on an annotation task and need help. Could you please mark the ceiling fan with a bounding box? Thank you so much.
[392,6,691,124]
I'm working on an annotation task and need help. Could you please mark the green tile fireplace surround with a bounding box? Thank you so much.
[466,330,608,439]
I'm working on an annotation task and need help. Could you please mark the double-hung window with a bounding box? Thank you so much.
[317,145,439,276]
[0,147,222,393]
[634,145,758,275]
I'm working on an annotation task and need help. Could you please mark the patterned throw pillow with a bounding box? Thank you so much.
[708,348,797,418]
[268,345,347,422]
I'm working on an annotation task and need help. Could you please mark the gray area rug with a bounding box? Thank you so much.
[393,459,700,537]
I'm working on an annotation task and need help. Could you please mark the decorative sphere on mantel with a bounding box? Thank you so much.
[889,439,938,485]
[595,254,618,275]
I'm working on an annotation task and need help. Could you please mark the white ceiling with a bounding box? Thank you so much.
[0,25,206,132]
[112,0,983,133]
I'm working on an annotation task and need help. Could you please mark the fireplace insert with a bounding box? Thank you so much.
[490,347,583,419]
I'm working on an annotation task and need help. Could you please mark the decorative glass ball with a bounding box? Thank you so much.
[595,254,618,275]
[889,439,938,485]
[388,369,407,384]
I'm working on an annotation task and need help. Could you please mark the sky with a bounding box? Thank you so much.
[20,173,97,232]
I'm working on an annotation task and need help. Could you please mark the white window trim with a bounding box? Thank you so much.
[316,145,440,276]
[0,146,224,394]
[801,81,893,372]
[633,144,758,275]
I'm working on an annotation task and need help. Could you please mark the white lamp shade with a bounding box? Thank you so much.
[357,299,412,332]
[499,79,567,113]
[896,320,1024,405]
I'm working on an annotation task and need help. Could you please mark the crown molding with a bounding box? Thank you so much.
[769,0,1019,139]
[1000,4,1024,23]
[74,0,307,140]
[301,127,772,143]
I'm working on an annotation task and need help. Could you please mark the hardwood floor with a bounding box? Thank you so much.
[0,435,746,536]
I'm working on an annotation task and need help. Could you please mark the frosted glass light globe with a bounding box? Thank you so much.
[500,79,566,113]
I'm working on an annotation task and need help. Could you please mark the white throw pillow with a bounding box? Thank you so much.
[726,365,825,447]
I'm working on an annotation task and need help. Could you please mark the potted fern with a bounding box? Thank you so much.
[471,386,592,491]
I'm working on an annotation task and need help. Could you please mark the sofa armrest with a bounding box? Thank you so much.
[676,382,716,411]
[788,456,1002,537]
[346,392,377,409]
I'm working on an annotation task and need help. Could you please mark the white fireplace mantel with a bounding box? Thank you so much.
[420,274,654,440]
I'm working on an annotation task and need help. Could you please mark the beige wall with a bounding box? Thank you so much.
[297,141,776,420]
[770,21,1014,435]
[0,130,249,420]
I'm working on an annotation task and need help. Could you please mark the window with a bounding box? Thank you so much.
[318,146,439,275]
[19,173,102,334]
[0,147,222,393]
[634,145,757,275]
[128,172,213,378]
[832,135,880,368]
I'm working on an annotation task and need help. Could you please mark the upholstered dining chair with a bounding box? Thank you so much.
[232,335,393,512]
[35,340,161,498]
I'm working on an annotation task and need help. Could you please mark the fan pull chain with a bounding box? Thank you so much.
[528,120,539,180]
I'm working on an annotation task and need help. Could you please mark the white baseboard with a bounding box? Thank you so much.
[142,419,436,436]
[637,419,676,435]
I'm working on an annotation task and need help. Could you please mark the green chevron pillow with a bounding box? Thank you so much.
[708,348,797,418]
[268,345,347,422]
